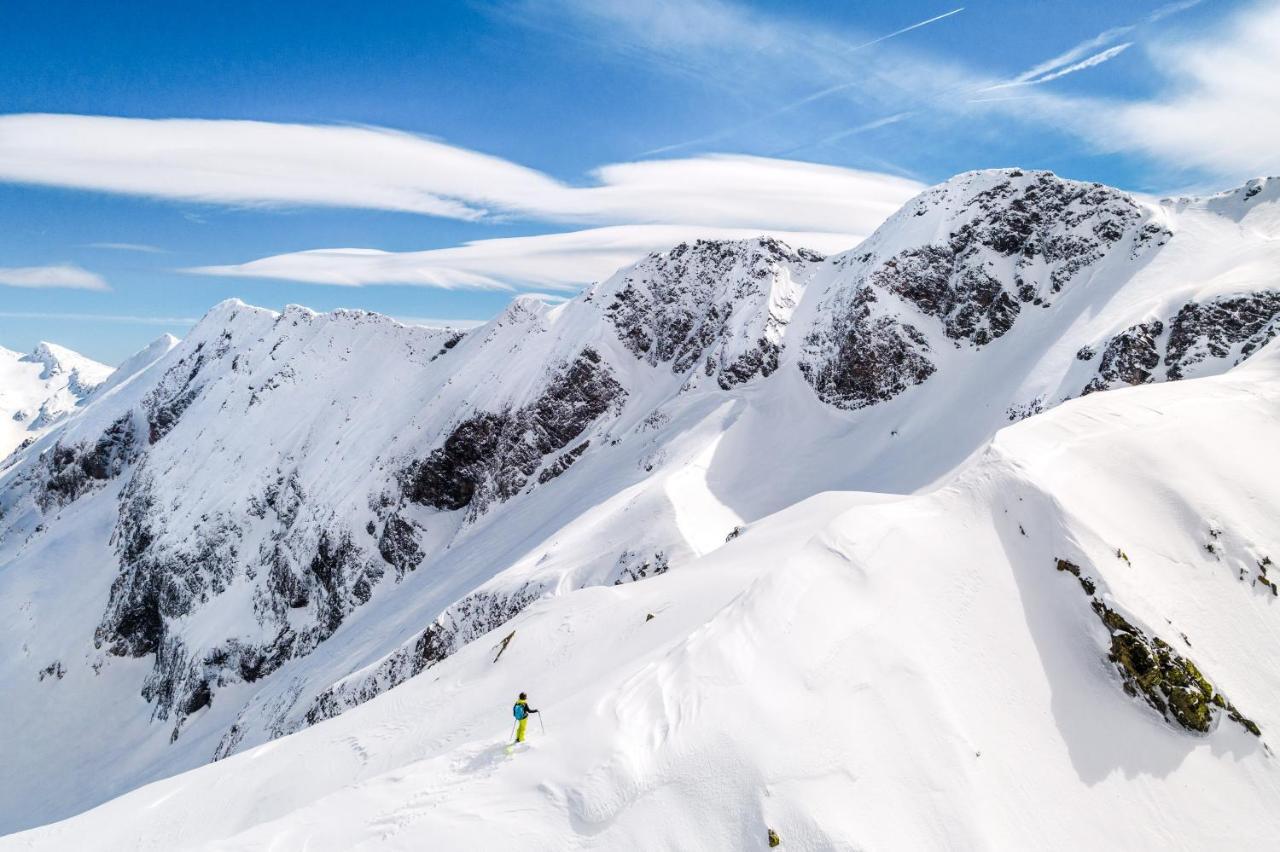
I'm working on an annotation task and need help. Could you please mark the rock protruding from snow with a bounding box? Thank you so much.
[401,347,626,518]
[800,170,1153,410]
[598,237,821,389]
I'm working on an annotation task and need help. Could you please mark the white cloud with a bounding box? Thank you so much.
[0,264,109,291]
[0,114,921,236]
[187,225,862,290]
[1090,1,1280,177]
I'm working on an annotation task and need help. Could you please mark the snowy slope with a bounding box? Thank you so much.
[2,169,1279,838]
[0,341,114,460]
[6,336,1279,851]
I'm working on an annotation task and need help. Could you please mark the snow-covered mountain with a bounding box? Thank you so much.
[2,169,1279,845]
[0,341,115,460]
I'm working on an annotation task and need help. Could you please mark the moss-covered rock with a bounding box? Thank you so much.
[1052,555,1259,737]
[1090,600,1259,736]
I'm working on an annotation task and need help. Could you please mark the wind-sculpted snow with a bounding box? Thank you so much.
[5,171,1280,837]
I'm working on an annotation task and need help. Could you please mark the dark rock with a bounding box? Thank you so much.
[36,414,137,511]
[611,550,670,585]
[402,348,625,516]
[1165,291,1280,379]
[1090,599,1259,736]
[800,286,936,410]
[604,238,812,388]
[378,513,425,578]
[1082,320,1164,394]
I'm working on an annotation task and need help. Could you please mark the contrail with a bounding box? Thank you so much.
[981,42,1133,91]
[846,7,965,53]
[639,7,965,157]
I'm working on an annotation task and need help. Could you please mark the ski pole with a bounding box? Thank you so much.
[537,712,545,734]
[510,720,517,742]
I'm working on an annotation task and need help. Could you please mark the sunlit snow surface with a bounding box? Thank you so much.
[3,171,1280,848]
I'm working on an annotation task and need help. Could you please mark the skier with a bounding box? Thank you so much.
[513,692,539,743]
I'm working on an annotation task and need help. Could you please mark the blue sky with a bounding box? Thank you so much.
[0,0,1274,363]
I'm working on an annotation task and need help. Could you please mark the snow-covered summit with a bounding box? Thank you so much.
[2,169,1280,840]
[0,341,113,460]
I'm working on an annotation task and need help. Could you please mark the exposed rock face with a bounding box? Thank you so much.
[801,171,1147,410]
[1055,557,1259,737]
[603,238,818,389]
[1082,320,1165,395]
[1165,291,1280,379]
[378,513,425,578]
[871,245,1020,346]
[1078,291,1280,393]
[145,342,211,444]
[944,171,1141,297]
[402,348,625,517]
[34,414,138,511]
[799,285,936,410]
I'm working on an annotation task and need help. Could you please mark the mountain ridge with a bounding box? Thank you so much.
[2,167,1280,834]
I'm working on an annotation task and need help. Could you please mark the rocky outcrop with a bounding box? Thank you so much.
[1165,291,1280,379]
[34,414,138,511]
[871,245,1020,346]
[401,348,625,517]
[610,550,670,585]
[603,238,817,389]
[1077,291,1280,393]
[1092,600,1259,736]
[802,171,1147,411]
[145,342,211,444]
[377,513,425,578]
[799,285,936,410]
[1054,558,1259,737]
[1081,320,1164,395]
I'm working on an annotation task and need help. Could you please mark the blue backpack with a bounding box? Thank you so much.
[513,703,528,720]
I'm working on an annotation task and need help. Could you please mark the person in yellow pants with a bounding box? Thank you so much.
[513,692,539,742]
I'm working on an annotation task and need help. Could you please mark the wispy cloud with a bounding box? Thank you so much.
[1084,0,1280,177]
[0,115,920,236]
[798,112,917,153]
[0,311,196,325]
[0,264,109,291]
[84,242,167,254]
[187,224,864,290]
